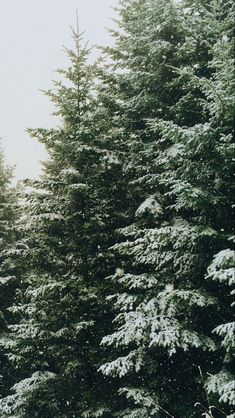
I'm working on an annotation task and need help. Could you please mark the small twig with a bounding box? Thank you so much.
[199,366,212,413]
[210,405,227,417]
[76,9,79,35]
[195,402,214,417]
[158,405,176,418]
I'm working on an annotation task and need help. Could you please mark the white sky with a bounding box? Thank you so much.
[0,0,117,180]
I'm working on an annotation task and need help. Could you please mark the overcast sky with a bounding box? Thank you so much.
[0,0,117,180]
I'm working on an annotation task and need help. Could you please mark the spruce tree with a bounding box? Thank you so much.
[99,0,235,417]
[0,34,128,418]
[0,149,20,398]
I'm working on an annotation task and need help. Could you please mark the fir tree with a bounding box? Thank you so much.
[0,149,20,398]
[0,34,128,418]
[99,0,235,417]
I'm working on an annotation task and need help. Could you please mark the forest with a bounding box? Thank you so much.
[0,0,234,417]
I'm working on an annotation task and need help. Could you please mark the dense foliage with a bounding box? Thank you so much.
[0,0,234,417]
[98,1,235,417]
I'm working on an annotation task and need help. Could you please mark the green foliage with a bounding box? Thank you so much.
[0,34,127,418]
[1,1,234,417]
[98,0,235,417]
[0,150,22,400]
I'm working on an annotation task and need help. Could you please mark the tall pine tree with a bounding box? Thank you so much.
[99,0,235,417]
[0,148,21,399]
[0,34,128,418]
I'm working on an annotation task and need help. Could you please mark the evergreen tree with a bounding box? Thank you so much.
[0,34,128,418]
[99,0,235,417]
[0,149,20,398]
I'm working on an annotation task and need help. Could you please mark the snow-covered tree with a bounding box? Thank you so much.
[0,149,21,399]
[99,0,235,417]
[0,33,128,418]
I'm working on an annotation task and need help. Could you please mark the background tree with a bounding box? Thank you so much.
[0,148,22,399]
